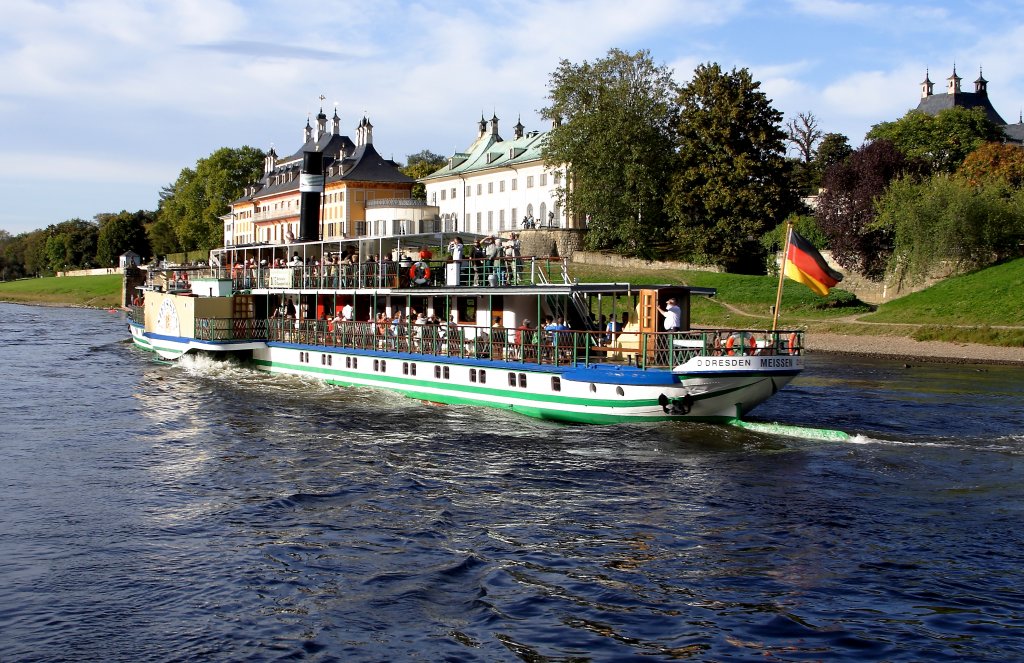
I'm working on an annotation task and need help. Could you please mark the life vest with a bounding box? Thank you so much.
[410,261,431,285]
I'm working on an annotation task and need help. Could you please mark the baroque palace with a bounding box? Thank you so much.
[421,114,582,233]
[225,108,577,247]
[224,107,427,247]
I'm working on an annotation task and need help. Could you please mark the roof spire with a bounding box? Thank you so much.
[974,66,988,95]
[947,64,962,95]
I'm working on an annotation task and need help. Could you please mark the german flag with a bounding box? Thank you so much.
[784,230,843,296]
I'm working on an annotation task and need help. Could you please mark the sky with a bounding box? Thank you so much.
[2,0,1024,235]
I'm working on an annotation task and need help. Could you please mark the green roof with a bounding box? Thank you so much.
[420,129,549,181]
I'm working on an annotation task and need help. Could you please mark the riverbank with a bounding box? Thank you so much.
[806,332,1024,365]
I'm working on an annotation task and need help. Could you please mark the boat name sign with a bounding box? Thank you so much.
[678,355,803,372]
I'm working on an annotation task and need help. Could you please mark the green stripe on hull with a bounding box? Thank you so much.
[252,358,740,424]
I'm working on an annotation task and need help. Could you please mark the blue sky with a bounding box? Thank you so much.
[2,0,1023,235]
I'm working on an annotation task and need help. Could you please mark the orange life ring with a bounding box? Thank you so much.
[788,332,799,355]
[748,335,758,353]
[725,335,736,356]
[410,261,431,285]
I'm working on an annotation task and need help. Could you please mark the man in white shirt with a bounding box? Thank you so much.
[657,297,681,332]
[341,302,353,321]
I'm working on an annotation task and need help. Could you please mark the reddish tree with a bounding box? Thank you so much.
[956,142,1024,189]
[815,140,916,279]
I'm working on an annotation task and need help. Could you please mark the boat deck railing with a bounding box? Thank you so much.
[207,256,567,291]
[188,317,803,369]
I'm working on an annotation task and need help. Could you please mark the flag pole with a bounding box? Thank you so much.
[771,220,794,331]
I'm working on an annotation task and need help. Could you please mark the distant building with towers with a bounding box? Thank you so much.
[224,106,424,248]
[915,66,1024,144]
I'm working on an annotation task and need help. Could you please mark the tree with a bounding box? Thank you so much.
[401,150,447,200]
[159,146,265,252]
[146,216,181,257]
[815,140,914,278]
[956,142,1024,189]
[541,48,679,257]
[96,210,154,266]
[866,107,1004,174]
[815,132,853,173]
[43,219,99,272]
[787,111,823,164]
[667,62,798,266]
[876,174,1024,282]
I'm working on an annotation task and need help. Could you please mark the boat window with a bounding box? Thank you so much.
[590,383,597,393]
[380,360,386,373]
[551,376,561,392]
[470,368,477,383]
[508,372,517,387]
[479,370,486,384]
[403,362,409,375]
[374,359,379,371]
[443,366,450,380]
[434,365,441,379]
[616,386,625,396]
[410,363,416,376]
[352,357,357,369]
[518,373,527,389]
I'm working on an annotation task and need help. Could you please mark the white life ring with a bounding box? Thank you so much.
[410,261,431,285]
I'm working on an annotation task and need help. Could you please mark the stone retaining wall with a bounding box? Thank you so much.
[571,251,723,273]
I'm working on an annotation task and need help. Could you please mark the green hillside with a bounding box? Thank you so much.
[865,258,1024,326]
[0,275,122,309]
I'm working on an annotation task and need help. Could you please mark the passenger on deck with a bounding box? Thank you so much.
[657,298,681,332]
[515,319,534,360]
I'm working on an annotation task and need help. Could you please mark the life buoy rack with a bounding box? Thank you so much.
[410,261,431,285]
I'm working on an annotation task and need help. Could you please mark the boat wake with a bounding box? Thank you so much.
[846,432,1024,455]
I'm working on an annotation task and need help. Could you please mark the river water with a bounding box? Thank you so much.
[1,302,1022,662]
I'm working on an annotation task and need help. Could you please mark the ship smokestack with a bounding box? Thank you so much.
[298,150,324,241]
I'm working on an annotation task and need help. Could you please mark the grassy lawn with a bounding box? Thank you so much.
[865,258,1024,326]
[0,274,122,308]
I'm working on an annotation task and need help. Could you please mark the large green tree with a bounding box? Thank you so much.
[43,219,99,271]
[876,174,1024,282]
[159,146,265,251]
[667,63,797,266]
[541,48,679,256]
[401,149,447,200]
[95,210,154,266]
[866,107,1004,174]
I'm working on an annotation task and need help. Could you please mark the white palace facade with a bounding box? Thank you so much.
[421,115,583,234]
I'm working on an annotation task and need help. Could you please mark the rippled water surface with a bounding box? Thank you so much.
[1,303,1022,661]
